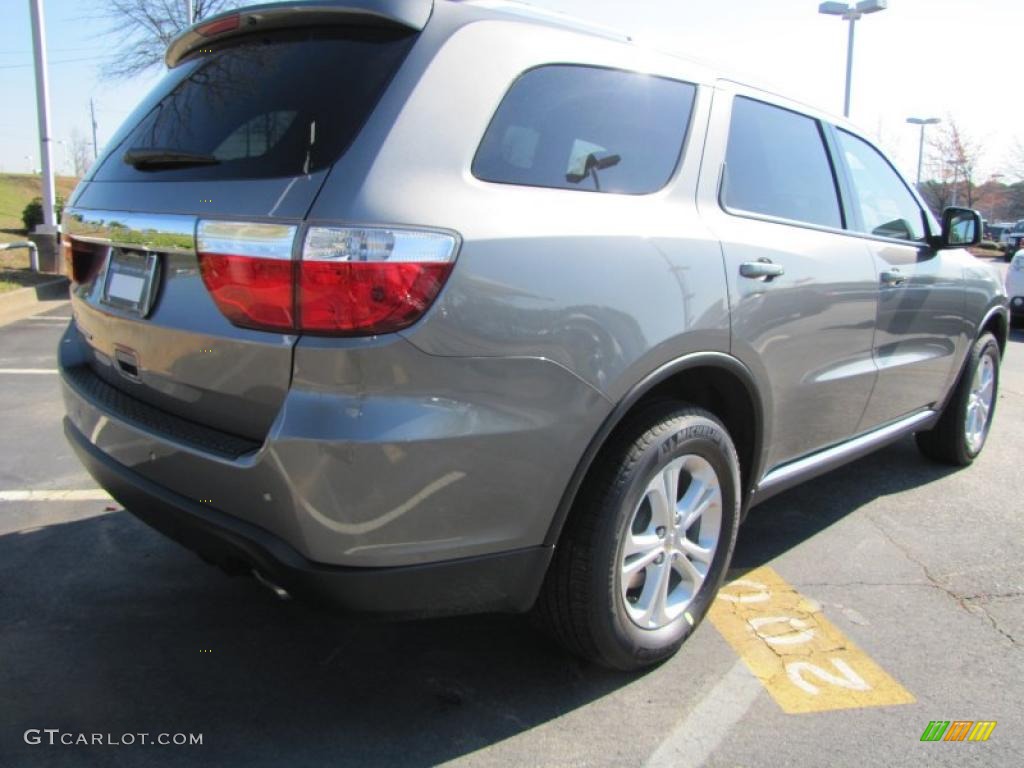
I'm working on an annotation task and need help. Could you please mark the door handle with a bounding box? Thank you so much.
[880,268,906,286]
[739,259,785,280]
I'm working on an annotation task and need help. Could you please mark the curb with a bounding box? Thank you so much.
[0,277,70,328]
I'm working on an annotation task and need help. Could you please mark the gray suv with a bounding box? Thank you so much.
[59,0,1008,670]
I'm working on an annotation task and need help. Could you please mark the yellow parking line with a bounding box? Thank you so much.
[708,565,915,714]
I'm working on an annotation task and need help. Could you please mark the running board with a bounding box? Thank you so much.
[751,410,938,506]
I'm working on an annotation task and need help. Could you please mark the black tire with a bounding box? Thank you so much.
[533,403,741,671]
[916,332,1000,466]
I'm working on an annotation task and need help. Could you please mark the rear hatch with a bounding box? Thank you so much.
[64,5,422,442]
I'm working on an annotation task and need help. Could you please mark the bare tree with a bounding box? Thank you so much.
[927,118,982,208]
[1009,139,1024,182]
[93,1,241,80]
[70,129,92,178]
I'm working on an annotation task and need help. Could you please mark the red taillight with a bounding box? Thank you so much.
[299,226,457,334]
[195,14,240,37]
[198,221,298,332]
[198,254,295,331]
[300,262,452,334]
[61,234,73,277]
[63,235,104,285]
[197,221,458,336]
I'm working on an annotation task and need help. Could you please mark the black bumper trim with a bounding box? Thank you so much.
[65,418,552,616]
[63,363,260,459]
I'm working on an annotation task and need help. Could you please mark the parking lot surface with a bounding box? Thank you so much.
[1,267,1021,767]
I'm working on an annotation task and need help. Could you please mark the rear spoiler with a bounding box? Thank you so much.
[165,0,433,67]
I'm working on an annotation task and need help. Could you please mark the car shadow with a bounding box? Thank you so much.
[0,511,630,767]
[731,435,958,571]
[735,322,1023,570]
[0,409,1010,767]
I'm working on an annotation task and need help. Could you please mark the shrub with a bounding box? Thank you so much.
[21,195,64,232]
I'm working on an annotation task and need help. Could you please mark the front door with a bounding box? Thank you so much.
[831,129,964,428]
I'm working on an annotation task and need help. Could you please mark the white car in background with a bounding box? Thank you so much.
[1008,250,1024,325]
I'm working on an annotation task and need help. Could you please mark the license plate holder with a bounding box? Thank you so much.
[101,249,159,317]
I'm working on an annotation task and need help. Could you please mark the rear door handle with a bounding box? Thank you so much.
[739,259,785,280]
[880,268,906,286]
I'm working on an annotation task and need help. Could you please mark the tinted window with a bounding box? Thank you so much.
[473,66,696,194]
[723,97,842,229]
[837,131,926,241]
[92,28,414,182]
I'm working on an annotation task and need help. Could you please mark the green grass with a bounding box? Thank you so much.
[0,173,79,273]
[0,172,78,236]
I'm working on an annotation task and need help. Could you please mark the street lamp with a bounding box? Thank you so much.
[819,0,888,118]
[906,117,941,187]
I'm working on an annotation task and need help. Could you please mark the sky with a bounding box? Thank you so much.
[1,0,1022,183]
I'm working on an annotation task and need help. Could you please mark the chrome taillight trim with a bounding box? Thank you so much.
[197,220,297,260]
[303,226,457,263]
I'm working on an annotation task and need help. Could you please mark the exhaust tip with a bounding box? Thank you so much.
[251,568,291,601]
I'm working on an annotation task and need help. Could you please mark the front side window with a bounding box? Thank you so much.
[473,66,696,194]
[723,97,842,229]
[837,130,926,242]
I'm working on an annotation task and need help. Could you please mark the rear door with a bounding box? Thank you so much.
[698,86,880,471]
[63,24,416,441]
[831,129,965,428]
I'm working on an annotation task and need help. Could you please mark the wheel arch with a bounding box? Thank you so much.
[543,352,767,547]
[979,303,1009,355]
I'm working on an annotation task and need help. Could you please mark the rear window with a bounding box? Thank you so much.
[92,28,415,182]
[472,66,696,194]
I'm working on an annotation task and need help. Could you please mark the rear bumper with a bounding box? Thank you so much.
[59,320,609,569]
[65,416,552,616]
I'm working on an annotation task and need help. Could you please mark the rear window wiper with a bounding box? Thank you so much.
[123,148,220,170]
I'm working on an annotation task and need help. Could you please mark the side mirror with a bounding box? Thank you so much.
[565,152,621,184]
[939,207,982,248]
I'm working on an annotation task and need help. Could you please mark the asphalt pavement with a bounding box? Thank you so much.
[0,266,1021,767]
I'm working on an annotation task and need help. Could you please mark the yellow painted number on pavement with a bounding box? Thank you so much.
[709,566,915,714]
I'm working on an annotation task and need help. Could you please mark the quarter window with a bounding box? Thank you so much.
[723,97,842,229]
[473,66,696,194]
[837,130,926,242]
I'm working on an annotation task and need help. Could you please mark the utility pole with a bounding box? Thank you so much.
[90,98,98,160]
[28,0,55,226]
[28,0,59,272]
[185,0,194,25]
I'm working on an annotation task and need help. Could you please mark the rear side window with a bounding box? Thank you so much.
[473,66,696,194]
[836,130,926,242]
[723,97,842,229]
[92,28,415,182]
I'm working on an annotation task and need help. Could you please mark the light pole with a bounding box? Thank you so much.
[906,117,940,187]
[819,1,888,118]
